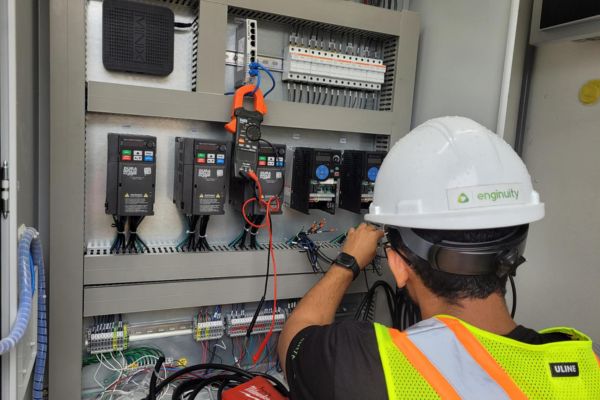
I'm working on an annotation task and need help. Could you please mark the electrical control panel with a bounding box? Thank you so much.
[339,150,386,214]
[65,1,418,397]
[230,144,286,215]
[290,148,342,215]
[105,133,157,217]
[173,138,230,216]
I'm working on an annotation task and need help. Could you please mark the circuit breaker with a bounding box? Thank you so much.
[230,144,286,215]
[173,138,230,215]
[339,150,385,214]
[290,147,341,214]
[105,133,157,216]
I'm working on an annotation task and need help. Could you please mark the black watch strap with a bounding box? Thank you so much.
[333,252,360,280]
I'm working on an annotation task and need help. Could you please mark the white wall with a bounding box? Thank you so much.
[519,40,600,339]
[409,0,512,130]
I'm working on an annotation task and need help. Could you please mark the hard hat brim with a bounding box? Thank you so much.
[365,203,545,230]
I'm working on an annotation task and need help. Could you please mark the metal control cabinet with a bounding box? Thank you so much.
[48,1,419,398]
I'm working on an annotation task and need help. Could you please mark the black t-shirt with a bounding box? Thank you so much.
[285,320,572,400]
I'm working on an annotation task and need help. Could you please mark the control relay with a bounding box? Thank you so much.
[290,148,341,214]
[339,150,386,213]
[173,138,230,215]
[105,133,157,216]
[230,144,286,215]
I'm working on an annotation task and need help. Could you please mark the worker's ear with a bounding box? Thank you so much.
[386,247,409,288]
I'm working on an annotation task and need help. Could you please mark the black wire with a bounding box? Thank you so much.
[196,215,212,251]
[110,216,127,254]
[144,362,289,400]
[246,213,273,337]
[174,22,194,28]
[126,216,149,253]
[509,275,517,318]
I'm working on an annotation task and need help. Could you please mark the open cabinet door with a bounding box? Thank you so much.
[0,0,22,397]
[1,0,48,398]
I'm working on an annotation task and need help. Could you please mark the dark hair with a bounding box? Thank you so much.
[387,225,526,302]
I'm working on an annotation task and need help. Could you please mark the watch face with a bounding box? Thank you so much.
[337,253,355,267]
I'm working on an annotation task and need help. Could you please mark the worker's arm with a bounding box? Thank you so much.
[277,223,383,372]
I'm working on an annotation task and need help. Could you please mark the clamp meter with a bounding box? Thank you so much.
[225,85,267,177]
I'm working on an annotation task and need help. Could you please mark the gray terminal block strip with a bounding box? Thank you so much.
[173,138,230,215]
[105,133,157,216]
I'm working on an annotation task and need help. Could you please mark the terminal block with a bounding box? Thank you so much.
[290,148,341,214]
[226,311,286,338]
[339,150,386,213]
[85,321,129,355]
[193,318,226,342]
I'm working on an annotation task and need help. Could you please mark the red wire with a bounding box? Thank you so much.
[241,171,280,364]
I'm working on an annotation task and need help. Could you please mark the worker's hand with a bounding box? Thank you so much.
[341,223,384,270]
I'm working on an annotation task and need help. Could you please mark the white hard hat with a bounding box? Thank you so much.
[365,117,544,230]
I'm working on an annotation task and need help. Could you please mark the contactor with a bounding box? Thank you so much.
[339,150,385,213]
[173,138,230,215]
[105,133,157,216]
[290,148,341,214]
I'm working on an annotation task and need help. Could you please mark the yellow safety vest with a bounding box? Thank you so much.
[374,315,600,399]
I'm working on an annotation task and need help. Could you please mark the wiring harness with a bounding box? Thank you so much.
[178,215,213,252]
[288,219,337,273]
[145,360,289,400]
[110,216,150,254]
[355,281,421,331]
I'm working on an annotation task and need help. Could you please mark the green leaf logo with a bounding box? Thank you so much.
[458,193,469,204]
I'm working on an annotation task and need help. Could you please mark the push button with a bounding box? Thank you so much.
[197,158,206,164]
[122,155,132,161]
[144,155,153,162]
[133,155,143,161]
[122,149,132,156]
[133,150,143,156]
[258,161,267,166]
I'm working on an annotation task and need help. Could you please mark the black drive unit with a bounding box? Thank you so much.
[230,144,286,215]
[339,150,386,214]
[173,138,230,215]
[102,0,174,76]
[290,148,341,215]
[105,133,157,216]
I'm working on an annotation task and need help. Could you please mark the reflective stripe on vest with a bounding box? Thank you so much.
[402,318,518,399]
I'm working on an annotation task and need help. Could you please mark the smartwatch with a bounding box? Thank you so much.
[333,252,360,280]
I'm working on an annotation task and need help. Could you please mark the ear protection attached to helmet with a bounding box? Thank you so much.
[386,225,528,277]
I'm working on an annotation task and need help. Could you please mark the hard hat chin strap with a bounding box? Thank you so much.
[396,225,529,277]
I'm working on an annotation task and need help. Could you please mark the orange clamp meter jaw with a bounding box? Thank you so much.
[225,85,267,134]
